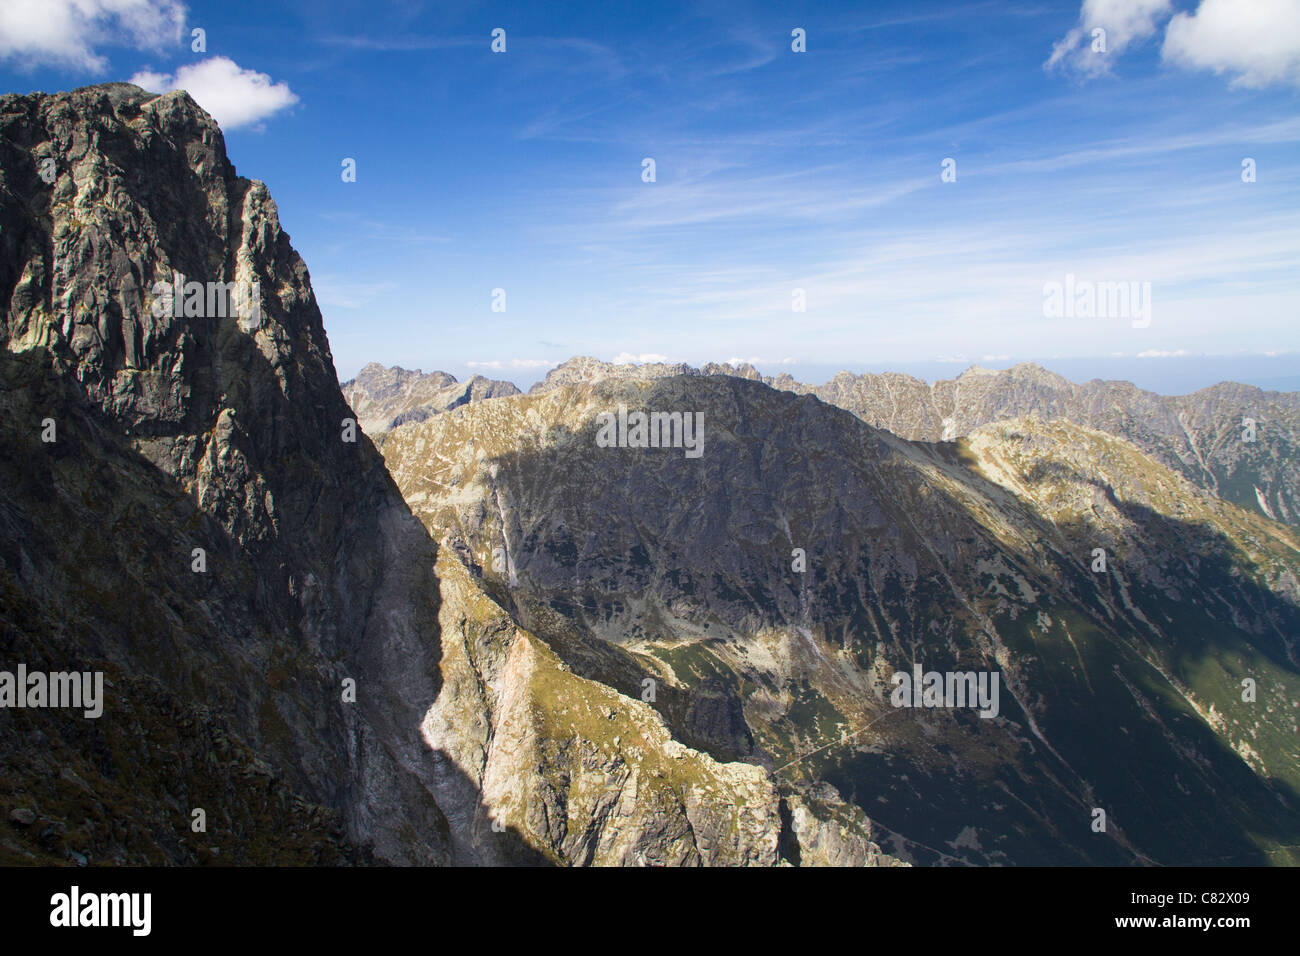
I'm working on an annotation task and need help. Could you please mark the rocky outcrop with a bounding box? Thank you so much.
[0,82,456,864]
[784,786,909,867]
[343,363,519,436]
[528,356,700,392]
[425,555,781,865]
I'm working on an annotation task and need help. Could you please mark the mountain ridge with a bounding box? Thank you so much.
[342,363,520,436]
[511,357,1300,526]
[354,355,1299,527]
[376,373,1299,864]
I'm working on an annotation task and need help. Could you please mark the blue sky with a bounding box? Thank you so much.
[2,0,1298,392]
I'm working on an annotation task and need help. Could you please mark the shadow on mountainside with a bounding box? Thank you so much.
[0,341,550,865]
[460,374,1299,865]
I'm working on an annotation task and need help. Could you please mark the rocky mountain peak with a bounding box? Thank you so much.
[341,363,519,435]
[529,355,701,392]
[1,83,454,865]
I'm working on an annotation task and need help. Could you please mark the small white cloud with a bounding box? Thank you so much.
[725,356,797,366]
[466,359,555,369]
[129,56,298,129]
[1136,348,1191,358]
[1046,0,1173,78]
[611,352,671,364]
[937,354,970,363]
[0,0,185,71]
[1163,0,1300,89]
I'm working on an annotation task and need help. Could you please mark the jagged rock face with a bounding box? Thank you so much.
[379,375,1300,865]
[424,556,781,865]
[811,364,1300,527]
[784,785,907,867]
[530,356,702,392]
[342,363,519,436]
[0,83,453,864]
[534,358,1300,528]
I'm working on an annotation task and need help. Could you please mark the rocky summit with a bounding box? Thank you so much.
[1,85,1297,867]
[0,83,455,865]
[342,363,519,437]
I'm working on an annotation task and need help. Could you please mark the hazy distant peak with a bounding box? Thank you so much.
[342,364,518,434]
[530,356,699,393]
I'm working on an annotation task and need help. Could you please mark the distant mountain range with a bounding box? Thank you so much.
[352,356,1300,528]
[377,366,1300,865]
[341,364,519,436]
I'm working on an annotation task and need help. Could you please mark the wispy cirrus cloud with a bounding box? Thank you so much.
[1046,0,1173,77]
[316,34,477,52]
[726,356,796,366]
[466,358,557,370]
[315,213,450,245]
[310,276,399,311]
[611,352,672,364]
